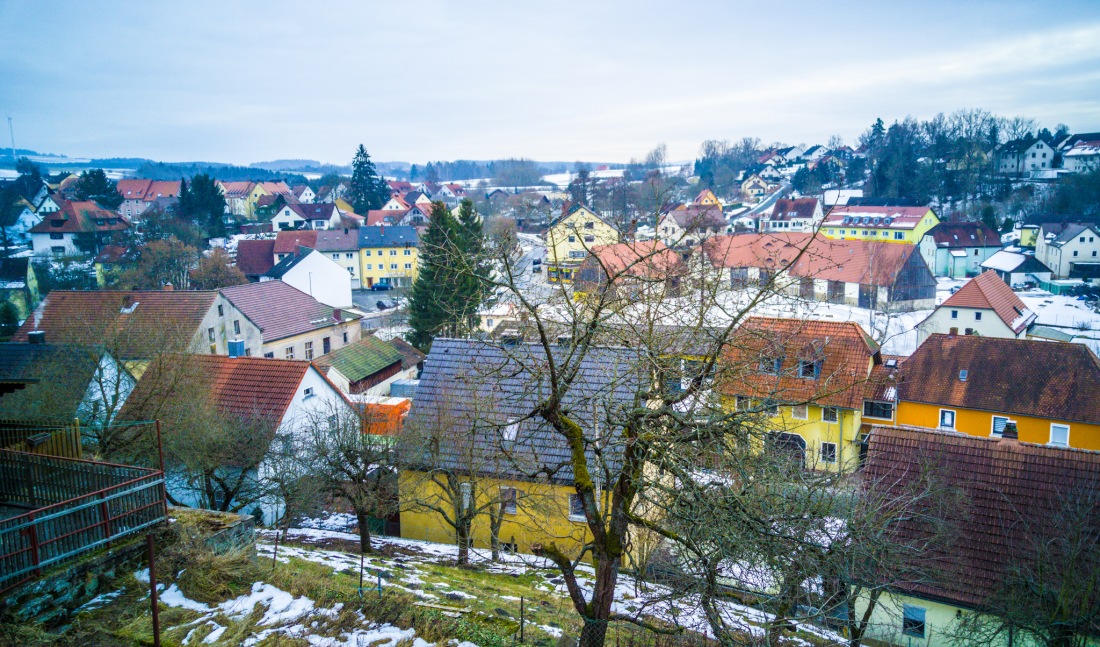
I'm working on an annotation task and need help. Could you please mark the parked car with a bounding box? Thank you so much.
[532,258,542,266]
[371,283,394,291]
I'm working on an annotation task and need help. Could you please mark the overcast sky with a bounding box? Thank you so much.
[2,0,1099,166]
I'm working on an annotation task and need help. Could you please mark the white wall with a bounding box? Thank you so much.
[275,250,353,309]
[917,306,1017,345]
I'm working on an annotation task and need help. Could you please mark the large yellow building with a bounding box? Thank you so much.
[357,225,419,289]
[720,317,898,471]
[896,334,1100,450]
[546,205,619,282]
[821,204,940,244]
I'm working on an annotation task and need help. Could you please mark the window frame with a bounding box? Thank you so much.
[939,408,956,430]
[821,406,839,423]
[791,404,809,420]
[991,415,1009,437]
[863,400,894,420]
[500,487,518,515]
[820,442,837,464]
[568,493,586,522]
[902,605,926,638]
[1050,423,1070,447]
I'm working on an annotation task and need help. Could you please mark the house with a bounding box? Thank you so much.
[574,240,686,301]
[1,196,41,245]
[0,341,136,426]
[917,221,1003,278]
[979,250,1053,287]
[758,198,823,233]
[316,182,348,204]
[719,317,898,472]
[118,353,353,521]
[386,337,426,381]
[29,199,129,256]
[381,195,411,211]
[235,238,277,281]
[800,145,826,162]
[358,225,419,289]
[915,271,1036,344]
[657,204,726,248]
[290,184,316,203]
[270,203,342,230]
[396,204,431,229]
[312,335,407,396]
[220,280,361,360]
[994,136,1054,176]
[93,244,139,288]
[217,181,255,218]
[740,174,774,201]
[12,290,262,367]
[0,257,39,320]
[398,337,642,557]
[821,203,940,245]
[895,334,1100,449]
[702,233,937,311]
[1062,139,1100,174]
[263,247,353,309]
[857,425,1100,647]
[1034,222,1100,279]
[312,228,362,290]
[546,205,620,283]
[115,179,181,220]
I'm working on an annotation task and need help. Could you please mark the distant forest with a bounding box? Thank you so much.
[134,161,308,184]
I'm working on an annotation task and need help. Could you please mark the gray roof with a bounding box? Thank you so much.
[402,338,643,485]
[358,225,419,248]
[1042,222,1100,246]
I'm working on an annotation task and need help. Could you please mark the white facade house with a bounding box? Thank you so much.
[271,203,343,230]
[916,271,1036,345]
[758,198,823,233]
[1035,222,1100,279]
[263,247,353,309]
[1063,140,1100,174]
[3,199,41,245]
[980,250,1053,287]
[995,137,1054,176]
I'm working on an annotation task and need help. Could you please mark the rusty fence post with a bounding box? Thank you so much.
[147,534,161,647]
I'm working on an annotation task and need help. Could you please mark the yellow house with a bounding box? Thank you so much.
[896,333,1100,450]
[858,425,1100,647]
[720,317,899,472]
[546,205,619,283]
[821,205,940,244]
[398,337,644,560]
[693,188,720,206]
[358,225,419,289]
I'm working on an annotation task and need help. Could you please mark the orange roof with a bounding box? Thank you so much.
[356,398,411,436]
[29,200,129,234]
[219,181,253,198]
[941,271,1035,333]
[588,240,684,280]
[719,317,883,409]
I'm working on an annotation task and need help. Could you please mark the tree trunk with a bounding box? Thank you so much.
[456,520,471,565]
[356,511,373,553]
[579,616,608,647]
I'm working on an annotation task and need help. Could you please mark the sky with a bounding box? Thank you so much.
[2,0,1100,166]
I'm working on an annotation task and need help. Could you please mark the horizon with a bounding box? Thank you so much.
[2,1,1100,166]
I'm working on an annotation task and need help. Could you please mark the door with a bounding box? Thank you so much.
[323,337,331,354]
[858,284,877,309]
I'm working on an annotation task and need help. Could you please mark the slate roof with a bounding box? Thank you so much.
[940,271,1035,333]
[314,228,359,252]
[219,280,359,343]
[862,425,1100,608]
[312,335,404,383]
[288,203,338,222]
[358,225,419,248]
[387,337,426,372]
[768,198,819,221]
[11,290,218,359]
[925,222,1002,248]
[897,334,1100,425]
[719,317,884,410]
[265,247,317,280]
[0,343,111,421]
[663,204,726,231]
[402,338,643,485]
[235,239,277,277]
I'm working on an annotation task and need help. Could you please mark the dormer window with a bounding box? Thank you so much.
[959,369,968,382]
[798,359,823,379]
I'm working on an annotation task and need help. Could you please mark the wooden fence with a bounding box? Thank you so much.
[0,419,83,460]
[0,449,166,593]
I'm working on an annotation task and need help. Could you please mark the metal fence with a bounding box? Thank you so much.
[0,449,166,593]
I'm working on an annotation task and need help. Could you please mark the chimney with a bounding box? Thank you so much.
[27,331,45,345]
[1001,421,1019,441]
[333,308,342,322]
[163,282,174,291]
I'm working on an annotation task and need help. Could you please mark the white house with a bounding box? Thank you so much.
[995,137,1054,176]
[291,185,316,204]
[916,270,1036,345]
[1062,139,1100,174]
[1035,222,1100,279]
[29,200,129,257]
[980,250,1053,287]
[917,222,1003,279]
[758,197,823,233]
[263,247,353,309]
[2,198,41,245]
[271,203,343,230]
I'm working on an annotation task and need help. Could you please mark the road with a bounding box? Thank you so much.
[747,180,792,216]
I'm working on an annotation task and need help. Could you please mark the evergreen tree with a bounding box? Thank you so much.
[407,202,462,351]
[454,199,490,331]
[178,174,227,238]
[74,169,123,209]
[348,145,389,213]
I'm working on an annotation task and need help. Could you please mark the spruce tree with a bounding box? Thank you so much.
[179,174,227,238]
[348,145,390,214]
[407,202,462,350]
[454,199,489,332]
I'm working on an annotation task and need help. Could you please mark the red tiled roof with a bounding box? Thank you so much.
[235,239,277,276]
[941,271,1035,333]
[274,230,318,255]
[116,179,152,200]
[588,240,685,280]
[219,280,357,343]
[925,221,1001,248]
[719,317,882,409]
[862,425,1100,607]
[29,200,129,234]
[12,290,217,359]
[219,181,253,198]
[898,334,1100,424]
[258,181,292,195]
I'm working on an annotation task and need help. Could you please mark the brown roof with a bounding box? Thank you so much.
[366,210,403,226]
[702,233,924,288]
[313,227,359,252]
[898,334,1100,425]
[235,239,277,277]
[769,198,819,221]
[288,203,338,222]
[219,280,358,343]
[219,181,253,198]
[940,271,1035,333]
[664,204,726,231]
[387,337,426,372]
[273,230,318,255]
[12,290,217,359]
[925,221,1001,248]
[862,425,1100,607]
[29,199,129,234]
[719,317,883,409]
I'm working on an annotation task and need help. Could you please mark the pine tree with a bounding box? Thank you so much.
[454,199,489,331]
[74,169,124,209]
[178,174,227,238]
[407,202,461,351]
[348,145,389,214]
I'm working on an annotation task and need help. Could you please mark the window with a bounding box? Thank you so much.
[233,320,241,335]
[1050,424,1070,447]
[405,263,412,269]
[343,332,348,344]
[303,386,315,399]
[390,263,398,270]
[798,359,822,378]
[974,310,983,321]
[346,253,354,259]
[939,409,956,430]
[735,396,750,411]
[791,404,808,420]
[894,231,904,240]
[1073,250,1079,257]
[49,232,64,240]
[365,250,372,256]
[388,249,396,256]
[902,605,926,638]
[569,250,586,258]
[568,494,586,521]
[500,487,518,514]
[820,442,837,464]
[208,327,215,342]
[763,401,779,417]
[568,235,576,243]
[584,222,594,229]
[264,352,275,358]
[950,310,958,319]
[333,254,340,260]
[863,401,893,419]
[584,235,595,243]
[760,357,783,374]
[822,407,839,423]
[502,418,519,441]
[217,304,224,316]
[992,416,1009,437]
[285,346,295,359]
[304,341,314,360]
[365,264,372,270]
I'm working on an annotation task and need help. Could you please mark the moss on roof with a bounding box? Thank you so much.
[315,335,404,382]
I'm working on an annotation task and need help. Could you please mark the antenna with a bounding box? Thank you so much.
[6,115,14,163]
